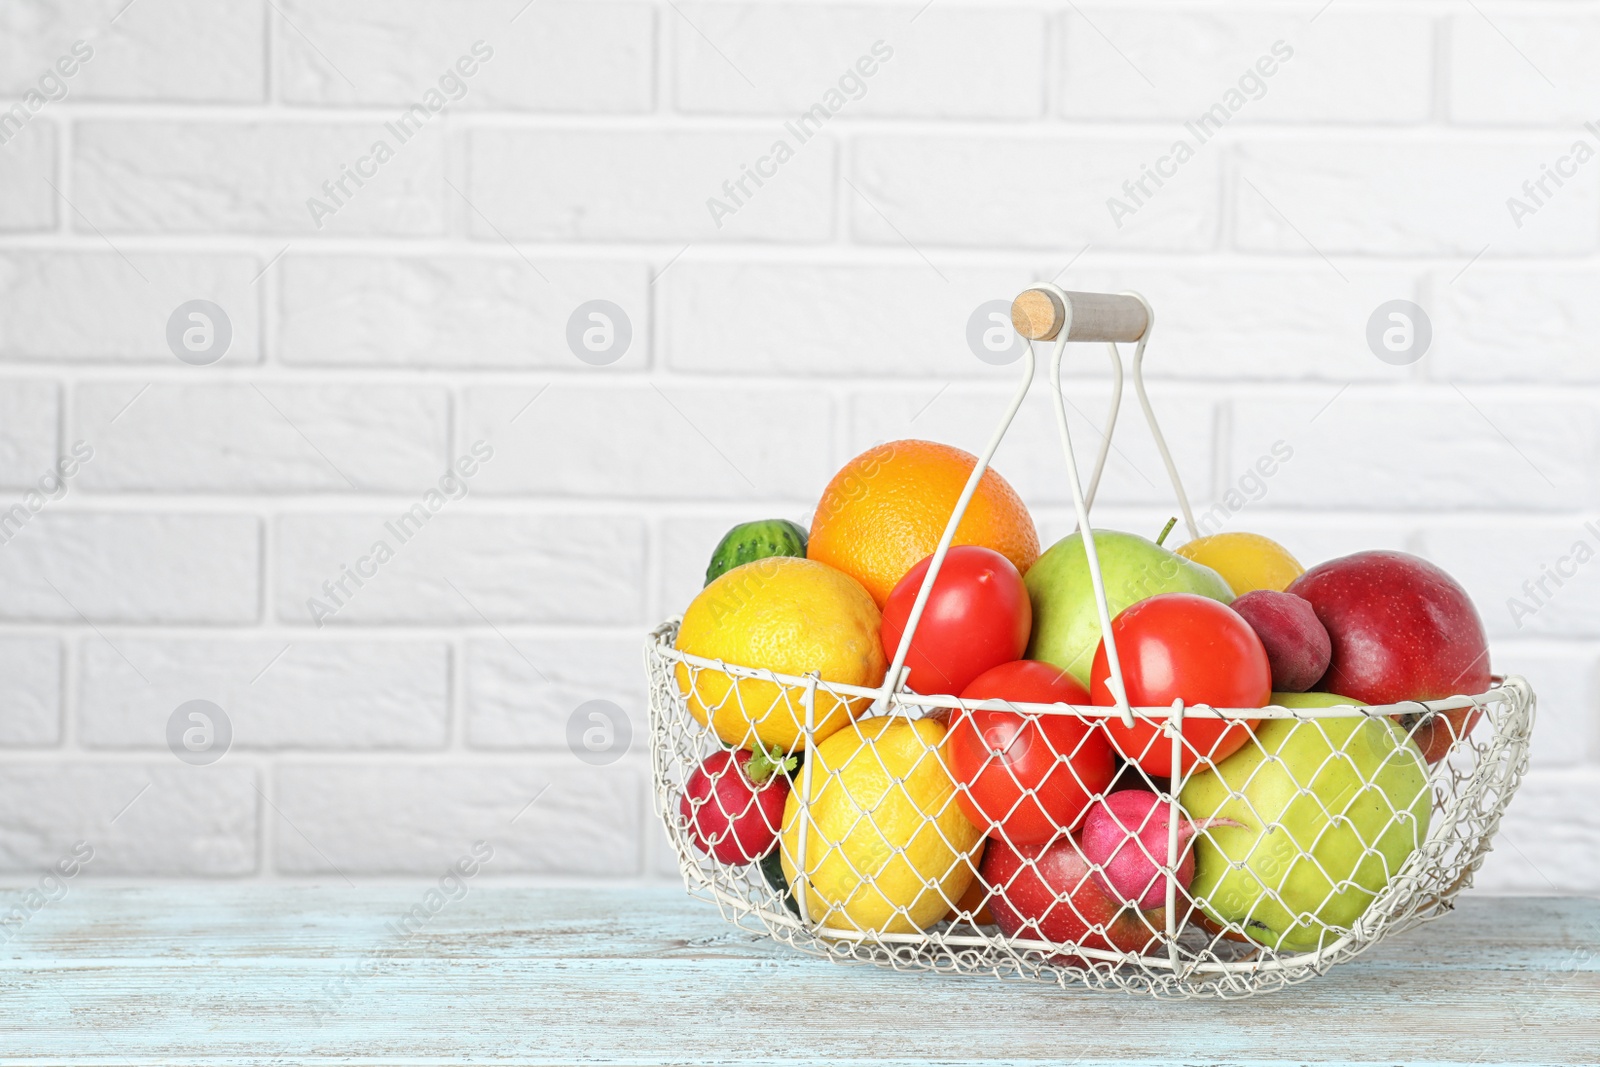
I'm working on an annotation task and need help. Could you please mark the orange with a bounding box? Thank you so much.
[808,440,1039,607]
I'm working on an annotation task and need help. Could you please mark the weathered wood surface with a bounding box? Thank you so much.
[0,888,1595,1065]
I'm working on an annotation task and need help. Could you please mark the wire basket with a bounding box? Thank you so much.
[646,285,1535,998]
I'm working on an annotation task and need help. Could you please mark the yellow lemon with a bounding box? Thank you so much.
[674,556,886,753]
[1176,532,1304,595]
[780,716,983,935]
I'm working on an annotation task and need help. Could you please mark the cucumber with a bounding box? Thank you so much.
[704,519,809,585]
[755,751,803,915]
[757,847,800,917]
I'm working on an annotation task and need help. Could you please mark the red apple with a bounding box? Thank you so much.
[1288,550,1490,763]
[1396,702,1485,765]
[979,833,1162,967]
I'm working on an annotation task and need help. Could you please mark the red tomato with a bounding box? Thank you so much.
[879,546,1030,696]
[1089,593,1270,778]
[946,660,1115,844]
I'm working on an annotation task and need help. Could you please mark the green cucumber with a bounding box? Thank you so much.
[757,848,800,917]
[755,751,803,915]
[704,519,808,585]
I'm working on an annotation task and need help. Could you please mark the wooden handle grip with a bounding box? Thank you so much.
[1010,289,1149,343]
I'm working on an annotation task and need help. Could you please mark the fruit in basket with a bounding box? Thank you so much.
[779,716,983,935]
[879,546,1031,695]
[980,833,1161,965]
[1176,532,1305,595]
[1025,530,1233,687]
[1089,594,1270,777]
[1081,790,1234,911]
[1394,703,1484,766]
[946,660,1114,843]
[1230,589,1332,694]
[704,518,808,585]
[680,744,795,865]
[1181,691,1432,952]
[807,440,1039,608]
[674,557,887,753]
[1289,551,1491,763]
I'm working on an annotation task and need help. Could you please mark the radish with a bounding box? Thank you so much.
[680,745,796,865]
[1081,790,1233,910]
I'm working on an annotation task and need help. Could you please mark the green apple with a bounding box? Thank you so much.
[1180,691,1432,952]
[1023,529,1234,686]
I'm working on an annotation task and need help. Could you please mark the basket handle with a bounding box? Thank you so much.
[870,320,1040,715]
[1012,288,1149,343]
[1014,287,1154,515]
[873,286,1197,734]
[871,286,1163,718]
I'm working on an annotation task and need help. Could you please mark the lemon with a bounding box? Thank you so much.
[674,556,886,753]
[1177,532,1304,595]
[780,716,983,935]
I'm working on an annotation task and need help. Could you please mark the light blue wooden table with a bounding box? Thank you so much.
[0,888,1594,1065]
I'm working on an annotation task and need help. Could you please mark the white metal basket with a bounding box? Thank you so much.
[646,285,1535,998]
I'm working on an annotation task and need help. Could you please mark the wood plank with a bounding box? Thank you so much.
[0,888,1594,1065]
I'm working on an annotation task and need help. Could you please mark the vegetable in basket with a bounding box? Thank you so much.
[757,849,800,917]
[944,660,1113,843]
[1081,790,1235,912]
[1024,529,1233,688]
[878,545,1031,697]
[680,744,795,865]
[979,833,1163,967]
[703,518,808,586]
[1088,592,1271,777]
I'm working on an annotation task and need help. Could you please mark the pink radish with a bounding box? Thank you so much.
[1081,790,1233,910]
[680,745,795,865]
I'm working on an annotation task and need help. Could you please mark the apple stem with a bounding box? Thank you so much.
[1155,517,1178,547]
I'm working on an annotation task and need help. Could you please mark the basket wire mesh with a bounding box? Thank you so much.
[647,284,1535,998]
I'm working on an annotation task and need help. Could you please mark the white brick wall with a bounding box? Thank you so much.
[672,4,1046,118]
[0,252,264,364]
[0,121,56,230]
[76,121,448,235]
[1057,9,1435,123]
[0,0,1594,894]
[274,1,657,111]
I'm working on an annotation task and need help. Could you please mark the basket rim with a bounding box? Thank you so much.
[681,873,1372,977]
[649,617,1527,722]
